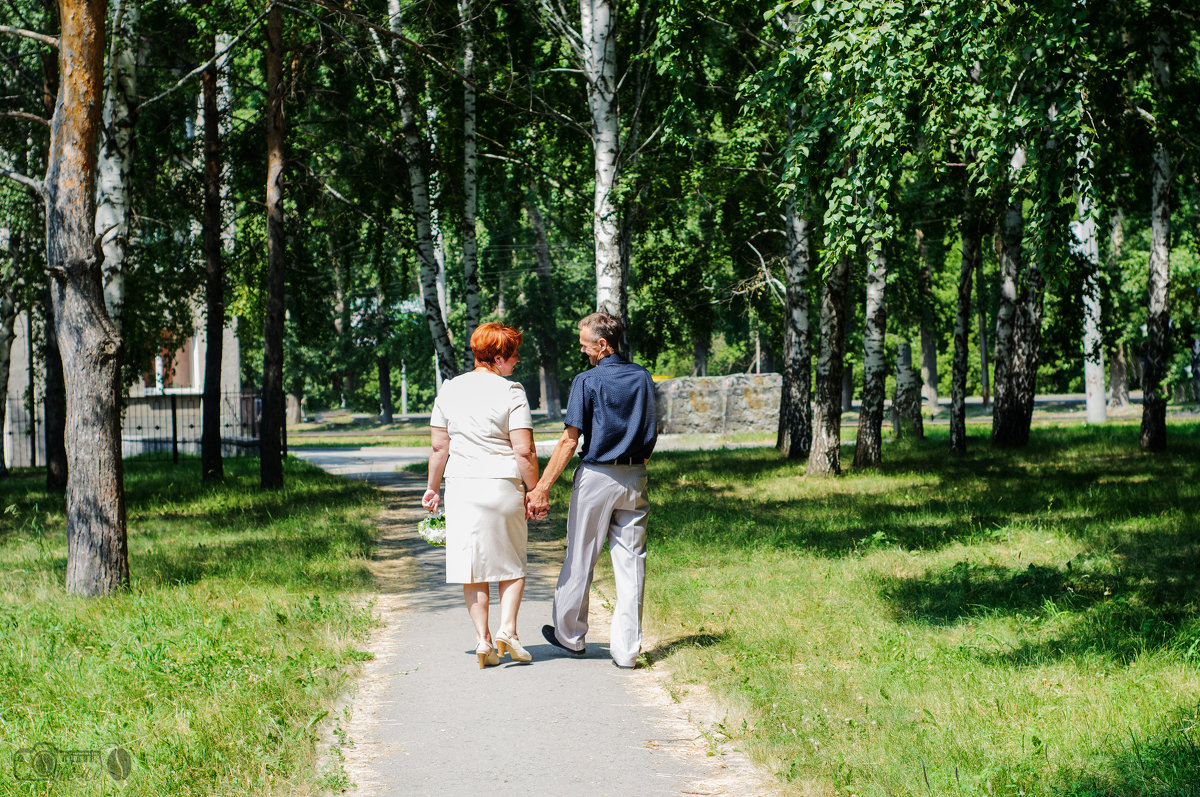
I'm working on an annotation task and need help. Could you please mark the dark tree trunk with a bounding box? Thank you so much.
[43,283,67,490]
[777,199,812,459]
[527,191,562,420]
[1191,331,1200,406]
[378,356,393,423]
[260,0,285,489]
[201,34,224,483]
[691,338,708,376]
[950,191,982,453]
[0,258,16,478]
[1141,27,1171,450]
[458,0,480,371]
[806,256,850,477]
[853,207,888,469]
[47,0,129,596]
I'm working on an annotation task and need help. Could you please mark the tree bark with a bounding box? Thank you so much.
[527,191,562,420]
[892,341,923,440]
[260,0,285,489]
[991,168,1045,449]
[777,198,812,460]
[458,0,480,371]
[807,256,850,477]
[383,0,458,382]
[1191,330,1200,407]
[201,33,224,483]
[1106,211,1130,410]
[582,0,623,316]
[0,250,16,478]
[1140,27,1171,450]
[853,205,888,468]
[916,229,939,411]
[378,355,393,423]
[975,254,990,406]
[94,0,137,332]
[951,194,981,453]
[1072,139,1106,425]
[47,0,129,596]
[1109,342,1131,409]
[43,283,67,490]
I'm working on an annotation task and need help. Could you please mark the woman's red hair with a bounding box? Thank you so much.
[471,322,523,365]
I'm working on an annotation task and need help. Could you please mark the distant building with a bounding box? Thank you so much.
[3,305,242,468]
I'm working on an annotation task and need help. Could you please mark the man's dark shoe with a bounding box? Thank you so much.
[612,660,635,670]
[542,625,585,657]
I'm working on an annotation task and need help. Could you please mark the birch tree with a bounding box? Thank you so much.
[538,0,624,316]
[200,31,224,482]
[807,255,849,477]
[1071,136,1106,425]
[853,200,888,468]
[776,197,811,459]
[458,0,480,370]
[94,0,137,331]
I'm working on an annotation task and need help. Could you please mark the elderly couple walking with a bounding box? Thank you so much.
[421,312,658,670]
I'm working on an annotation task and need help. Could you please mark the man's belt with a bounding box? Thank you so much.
[601,456,642,466]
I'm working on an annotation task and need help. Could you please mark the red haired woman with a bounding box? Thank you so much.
[422,323,540,668]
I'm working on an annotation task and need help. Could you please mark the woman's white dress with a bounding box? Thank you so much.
[430,371,534,583]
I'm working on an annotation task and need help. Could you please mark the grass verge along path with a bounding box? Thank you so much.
[0,457,377,796]
[625,423,1200,796]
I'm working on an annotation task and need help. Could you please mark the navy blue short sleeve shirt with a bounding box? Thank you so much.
[564,354,657,463]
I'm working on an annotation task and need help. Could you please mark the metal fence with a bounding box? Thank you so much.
[3,391,261,469]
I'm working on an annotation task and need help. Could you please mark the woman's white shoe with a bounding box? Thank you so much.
[494,630,532,662]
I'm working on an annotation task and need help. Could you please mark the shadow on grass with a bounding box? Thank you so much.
[642,632,728,664]
[1,456,377,592]
[1046,705,1200,796]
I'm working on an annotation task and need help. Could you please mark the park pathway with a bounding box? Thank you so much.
[294,446,771,797]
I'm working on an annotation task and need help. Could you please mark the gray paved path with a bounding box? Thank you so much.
[295,447,731,797]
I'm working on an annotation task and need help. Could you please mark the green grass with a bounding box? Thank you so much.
[607,422,1200,796]
[0,456,379,796]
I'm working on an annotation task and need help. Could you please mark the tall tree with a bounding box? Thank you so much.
[200,31,224,482]
[260,0,285,489]
[458,0,481,370]
[807,256,849,477]
[1140,25,1171,450]
[94,0,138,330]
[853,199,888,468]
[776,197,812,459]
[48,0,130,595]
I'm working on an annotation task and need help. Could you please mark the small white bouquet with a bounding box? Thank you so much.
[417,513,447,546]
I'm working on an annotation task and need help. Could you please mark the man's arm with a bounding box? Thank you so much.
[525,426,579,517]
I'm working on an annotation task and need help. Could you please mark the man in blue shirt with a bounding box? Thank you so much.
[526,312,657,669]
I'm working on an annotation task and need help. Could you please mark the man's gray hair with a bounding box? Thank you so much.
[579,312,625,353]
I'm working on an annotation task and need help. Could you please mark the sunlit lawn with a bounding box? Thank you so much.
[0,457,378,796]
[586,422,1200,796]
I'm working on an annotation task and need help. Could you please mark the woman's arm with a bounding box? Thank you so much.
[422,426,450,512]
[510,427,540,493]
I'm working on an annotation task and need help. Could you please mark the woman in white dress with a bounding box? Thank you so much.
[421,323,540,668]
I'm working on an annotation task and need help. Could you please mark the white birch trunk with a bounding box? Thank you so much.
[94,0,138,331]
[384,0,458,380]
[458,0,480,370]
[853,202,888,468]
[582,0,622,316]
[1141,27,1171,450]
[777,198,812,459]
[807,256,850,477]
[1071,139,1107,425]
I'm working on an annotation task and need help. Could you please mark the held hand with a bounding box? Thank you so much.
[525,486,549,519]
[422,488,441,513]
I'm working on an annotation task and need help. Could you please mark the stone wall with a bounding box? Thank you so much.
[654,374,781,435]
